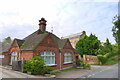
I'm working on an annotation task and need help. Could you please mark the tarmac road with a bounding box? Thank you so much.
[80,63,119,78]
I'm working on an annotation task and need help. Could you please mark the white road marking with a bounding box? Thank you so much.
[88,75,92,77]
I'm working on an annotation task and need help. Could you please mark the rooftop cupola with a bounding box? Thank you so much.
[39,18,47,32]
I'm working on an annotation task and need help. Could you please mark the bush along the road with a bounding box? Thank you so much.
[97,38,118,65]
[75,59,91,69]
[75,59,83,67]
[41,66,53,75]
[97,55,107,65]
[23,56,53,75]
[84,63,91,69]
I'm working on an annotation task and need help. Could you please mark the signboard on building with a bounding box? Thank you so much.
[0,55,5,58]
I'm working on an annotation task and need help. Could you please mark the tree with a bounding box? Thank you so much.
[112,15,120,54]
[3,36,12,43]
[97,38,112,55]
[75,34,100,55]
[103,38,112,53]
[89,33,101,55]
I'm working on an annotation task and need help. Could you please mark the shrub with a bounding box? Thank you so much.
[97,55,106,64]
[84,63,91,69]
[24,56,44,75]
[85,63,91,68]
[75,59,81,66]
[105,57,118,64]
[41,66,53,74]
[75,59,85,67]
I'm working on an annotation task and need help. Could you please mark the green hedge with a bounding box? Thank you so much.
[97,55,107,64]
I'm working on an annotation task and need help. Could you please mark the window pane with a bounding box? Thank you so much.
[64,52,72,63]
[40,51,55,65]
[46,52,50,55]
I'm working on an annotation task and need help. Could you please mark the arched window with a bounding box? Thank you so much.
[41,52,55,66]
[64,52,72,63]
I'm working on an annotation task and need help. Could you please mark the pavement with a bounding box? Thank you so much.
[0,65,47,78]
[56,66,100,78]
[0,65,100,78]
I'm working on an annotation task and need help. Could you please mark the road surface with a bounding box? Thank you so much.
[81,63,119,78]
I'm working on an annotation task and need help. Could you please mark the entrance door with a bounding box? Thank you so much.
[10,52,18,65]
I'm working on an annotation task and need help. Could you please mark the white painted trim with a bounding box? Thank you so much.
[63,61,73,64]
[44,64,57,66]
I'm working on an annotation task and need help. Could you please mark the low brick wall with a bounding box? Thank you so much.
[83,55,98,64]
[0,54,11,65]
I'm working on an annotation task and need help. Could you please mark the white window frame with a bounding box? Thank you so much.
[10,51,18,65]
[11,52,18,61]
[41,51,56,66]
[64,52,72,64]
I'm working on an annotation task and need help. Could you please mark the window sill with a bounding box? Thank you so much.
[44,64,57,66]
[64,62,73,64]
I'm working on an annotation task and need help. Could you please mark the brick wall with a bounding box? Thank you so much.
[21,50,33,60]
[0,54,11,65]
[83,55,98,64]
[34,35,76,70]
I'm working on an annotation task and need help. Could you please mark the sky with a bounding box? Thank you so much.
[0,0,119,43]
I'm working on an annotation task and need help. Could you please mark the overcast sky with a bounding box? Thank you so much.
[0,0,118,43]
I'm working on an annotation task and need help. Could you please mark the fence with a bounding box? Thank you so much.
[12,59,25,72]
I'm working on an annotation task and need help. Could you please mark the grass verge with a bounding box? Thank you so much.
[50,71,60,75]
[61,67,75,71]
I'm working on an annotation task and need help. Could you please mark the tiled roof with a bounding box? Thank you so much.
[21,30,49,50]
[13,29,70,51]
[0,42,11,53]
[50,33,68,50]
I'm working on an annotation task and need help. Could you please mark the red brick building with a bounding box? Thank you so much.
[9,18,79,70]
[0,42,11,65]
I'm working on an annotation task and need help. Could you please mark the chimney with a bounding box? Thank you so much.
[39,18,47,32]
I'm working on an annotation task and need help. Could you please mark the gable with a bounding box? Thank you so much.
[9,40,20,52]
[36,34,58,48]
[63,40,73,49]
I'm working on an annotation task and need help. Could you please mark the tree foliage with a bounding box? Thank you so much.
[75,33,100,55]
[97,38,112,55]
[97,38,118,64]
[3,36,12,43]
[112,15,120,54]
